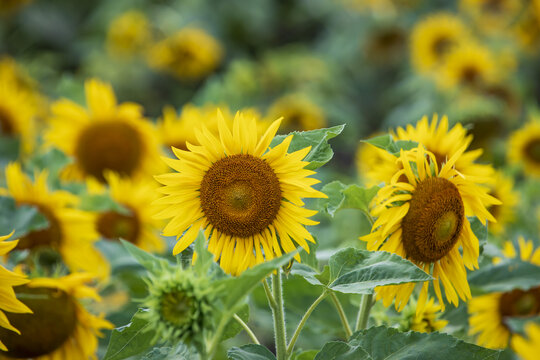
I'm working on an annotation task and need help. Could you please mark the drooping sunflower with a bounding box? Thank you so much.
[508,118,540,178]
[147,27,223,81]
[511,323,540,360]
[361,144,499,312]
[0,233,32,351]
[366,114,494,186]
[410,13,470,74]
[45,79,162,184]
[460,0,523,34]
[2,162,109,279]
[153,111,327,275]
[92,172,165,252]
[266,94,326,134]
[469,238,540,349]
[0,273,113,359]
[106,10,152,58]
[487,171,519,235]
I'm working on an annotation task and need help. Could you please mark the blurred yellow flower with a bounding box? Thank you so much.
[106,10,152,58]
[460,0,523,34]
[511,323,540,360]
[410,298,448,333]
[508,117,540,178]
[487,172,519,235]
[267,93,326,133]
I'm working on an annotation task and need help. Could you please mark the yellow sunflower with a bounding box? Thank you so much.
[469,238,540,349]
[361,144,499,313]
[410,12,470,74]
[45,78,162,183]
[513,4,540,53]
[0,273,113,359]
[266,94,326,134]
[355,135,396,187]
[487,172,519,235]
[153,111,327,275]
[438,42,498,89]
[508,118,540,178]
[511,323,540,360]
[366,114,494,186]
[106,10,152,58]
[2,163,109,280]
[410,298,448,333]
[92,172,165,252]
[147,27,223,81]
[460,0,524,34]
[0,232,32,351]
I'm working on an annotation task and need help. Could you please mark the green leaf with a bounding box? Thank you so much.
[0,136,20,166]
[121,240,166,273]
[228,344,277,360]
[317,181,379,217]
[316,326,501,360]
[193,231,214,275]
[270,125,345,170]
[468,259,540,293]
[141,344,194,359]
[0,196,49,238]
[103,309,157,360]
[79,193,130,213]
[221,303,250,341]
[299,239,319,269]
[292,350,319,360]
[291,264,324,287]
[26,147,72,178]
[361,135,418,156]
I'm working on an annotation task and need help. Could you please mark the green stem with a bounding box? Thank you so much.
[271,270,287,360]
[329,291,352,339]
[263,278,277,309]
[355,293,374,331]
[233,313,260,345]
[207,316,228,360]
[286,290,328,356]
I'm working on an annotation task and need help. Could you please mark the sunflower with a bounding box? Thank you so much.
[361,144,499,313]
[0,233,32,351]
[511,323,540,360]
[409,298,448,333]
[93,172,165,252]
[45,78,162,183]
[459,0,523,34]
[266,94,326,134]
[364,25,407,65]
[106,10,152,58]
[486,172,519,235]
[153,111,327,275]
[147,27,223,81]
[469,238,540,349]
[438,42,498,89]
[0,0,30,14]
[366,114,494,186]
[508,118,540,178]
[355,135,396,187]
[410,13,470,74]
[0,273,113,359]
[2,162,109,279]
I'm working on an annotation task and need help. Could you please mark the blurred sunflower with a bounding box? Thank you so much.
[2,162,109,279]
[511,323,540,360]
[0,232,32,351]
[45,79,162,183]
[486,172,519,235]
[364,26,407,65]
[266,94,326,133]
[93,172,165,252]
[147,27,223,81]
[362,144,499,312]
[410,13,469,73]
[0,0,31,14]
[460,0,523,34]
[469,238,540,349]
[0,273,113,359]
[106,10,152,58]
[355,136,396,187]
[513,4,540,53]
[508,118,540,177]
[438,43,498,89]
[409,298,448,333]
[153,112,326,275]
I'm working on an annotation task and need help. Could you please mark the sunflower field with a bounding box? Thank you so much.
[1,0,540,359]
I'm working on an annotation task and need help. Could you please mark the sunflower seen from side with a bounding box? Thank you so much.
[361,144,500,313]
[153,112,327,275]
[0,273,113,359]
[508,118,540,178]
[469,238,540,349]
[45,79,162,183]
[2,162,109,280]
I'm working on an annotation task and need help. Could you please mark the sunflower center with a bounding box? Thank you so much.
[75,121,143,182]
[17,204,62,250]
[524,138,540,164]
[499,287,540,318]
[401,177,465,263]
[461,66,481,86]
[200,154,282,238]
[0,107,15,135]
[0,285,77,358]
[483,0,503,13]
[160,289,193,327]
[433,37,453,56]
[96,208,140,244]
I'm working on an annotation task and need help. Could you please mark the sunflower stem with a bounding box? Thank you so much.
[355,293,374,331]
[329,291,352,339]
[263,278,277,309]
[286,290,328,356]
[233,313,260,345]
[271,270,287,360]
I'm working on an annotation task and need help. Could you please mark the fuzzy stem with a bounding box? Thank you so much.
[329,291,352,339]
[263,278,277,310]
[233,313,260,345]
[286,290,328,356]
[355,293,374,331]
[271,270,287,360]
